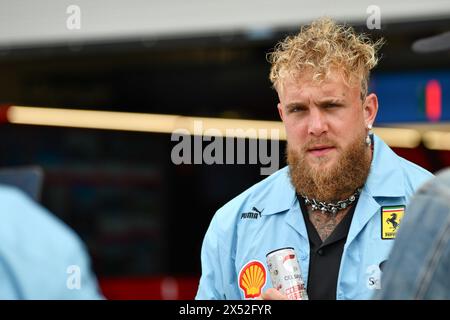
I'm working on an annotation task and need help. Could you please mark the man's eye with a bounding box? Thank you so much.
[326,103,340,108]
[289,107,304,113]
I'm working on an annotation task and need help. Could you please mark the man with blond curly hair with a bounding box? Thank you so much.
[196,18,433,300]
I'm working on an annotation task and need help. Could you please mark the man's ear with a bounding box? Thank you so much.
[364,93,378,127]
[277,103,284,121]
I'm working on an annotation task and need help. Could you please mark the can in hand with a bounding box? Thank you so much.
[266,247,308,300]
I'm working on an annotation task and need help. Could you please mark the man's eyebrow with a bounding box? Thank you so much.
[285,102,308,110]
[317,97,345,104]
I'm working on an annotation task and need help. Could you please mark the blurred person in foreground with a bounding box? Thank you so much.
[373,29,450,301]
[196,17,433,300]
[373,168,450,300]
[0,184,103,299]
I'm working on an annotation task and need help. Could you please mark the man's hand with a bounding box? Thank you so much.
[260,288,289,300]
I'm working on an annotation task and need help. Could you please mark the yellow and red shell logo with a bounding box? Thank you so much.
[239,260,266,298]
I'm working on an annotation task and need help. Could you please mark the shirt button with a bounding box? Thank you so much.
[317,249,324,256]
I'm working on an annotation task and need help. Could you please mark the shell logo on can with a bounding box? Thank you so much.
[238,260,266,299]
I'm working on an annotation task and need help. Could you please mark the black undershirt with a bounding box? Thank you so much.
[298,196,358,300]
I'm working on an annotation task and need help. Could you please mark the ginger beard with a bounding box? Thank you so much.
[287,133,372,203]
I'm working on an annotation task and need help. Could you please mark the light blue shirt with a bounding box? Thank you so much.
[0,185,103,299]
[196,135,433,300]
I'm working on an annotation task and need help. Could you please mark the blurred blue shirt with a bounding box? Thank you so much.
[0,185,103,299]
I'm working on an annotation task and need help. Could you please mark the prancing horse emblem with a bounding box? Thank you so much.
[386,213,399,230]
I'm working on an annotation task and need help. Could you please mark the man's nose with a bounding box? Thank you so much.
[307,109,328,136]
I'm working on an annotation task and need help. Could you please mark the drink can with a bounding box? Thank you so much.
[266,247,308,300]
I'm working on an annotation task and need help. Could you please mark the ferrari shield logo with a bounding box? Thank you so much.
[381,206,405,239]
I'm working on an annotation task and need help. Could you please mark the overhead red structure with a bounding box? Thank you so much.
[425,80,442,122]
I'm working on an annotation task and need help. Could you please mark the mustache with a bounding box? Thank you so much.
[302,138,338,151]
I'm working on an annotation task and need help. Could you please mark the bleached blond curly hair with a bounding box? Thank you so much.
[268,17,384,99]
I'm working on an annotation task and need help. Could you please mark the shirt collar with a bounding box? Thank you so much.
[251,166,297,216]
[364,134,405,198]
[258,134,404,216]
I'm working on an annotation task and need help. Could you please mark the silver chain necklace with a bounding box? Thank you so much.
[301,187,362,215]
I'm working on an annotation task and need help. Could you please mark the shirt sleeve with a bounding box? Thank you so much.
[195,214,227,300]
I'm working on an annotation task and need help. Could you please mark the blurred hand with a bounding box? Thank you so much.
[260,288,289,300]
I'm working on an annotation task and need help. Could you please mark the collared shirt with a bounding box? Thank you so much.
[196,135,434,300]
[299,197,357,300]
